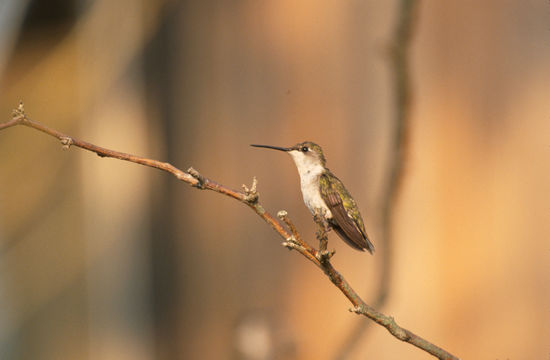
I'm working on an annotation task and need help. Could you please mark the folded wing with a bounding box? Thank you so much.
[320,173,375,253]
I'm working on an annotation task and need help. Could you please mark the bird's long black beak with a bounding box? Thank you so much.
[250,144,290,152]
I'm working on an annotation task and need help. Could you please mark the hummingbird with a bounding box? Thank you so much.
[251,141,374,253]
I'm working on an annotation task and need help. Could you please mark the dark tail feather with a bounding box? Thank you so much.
[333,225,375,254]
[364,235,375,254]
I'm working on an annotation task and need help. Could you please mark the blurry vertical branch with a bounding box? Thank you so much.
[335,0,419,358]
[381,0,418,313]
[0,103,459,360]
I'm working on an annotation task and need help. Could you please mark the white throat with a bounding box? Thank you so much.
[288,150,330,216]
[288,150,325,180]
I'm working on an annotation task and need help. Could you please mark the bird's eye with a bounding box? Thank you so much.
[301,146,308,152]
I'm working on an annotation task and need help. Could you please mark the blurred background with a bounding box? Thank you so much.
[1,0,549,359]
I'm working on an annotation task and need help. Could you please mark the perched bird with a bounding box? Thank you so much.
[251,141,374,253]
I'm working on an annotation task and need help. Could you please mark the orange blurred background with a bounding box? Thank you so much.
[1,1,549,359]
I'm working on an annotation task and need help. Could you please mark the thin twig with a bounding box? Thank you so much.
[313,211,333,263]
[278,211,320,265]
[0,103,459,360]
[314,211,329,252]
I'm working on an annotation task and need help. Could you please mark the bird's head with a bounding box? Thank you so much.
[251,141,326,176]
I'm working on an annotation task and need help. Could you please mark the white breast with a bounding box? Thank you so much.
[300,171,332,218]
[301,176,332,218]
[287,150,332,218]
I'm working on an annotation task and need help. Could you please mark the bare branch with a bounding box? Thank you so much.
[0,103,460,360]
[278,210,320,266]
[313,210,334,263]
